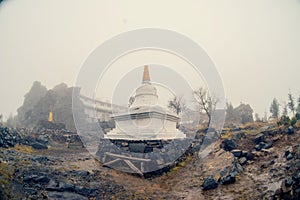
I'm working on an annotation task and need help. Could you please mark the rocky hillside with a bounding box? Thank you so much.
[0,122,299,199]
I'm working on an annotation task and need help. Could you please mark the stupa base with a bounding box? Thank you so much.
[95,138,199,175]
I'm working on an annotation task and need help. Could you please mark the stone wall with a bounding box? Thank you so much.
[95,138,200,175]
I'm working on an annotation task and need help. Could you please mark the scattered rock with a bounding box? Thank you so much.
[285,147,293,160]
[37,135,49,144]
[253,133,265,144]
[255,142,265,151]
[232,162,243,173]
[231,149,242,158]
[46,180,74,192]
[74,170,90,177]
[202,176,218,190]
[24,187,37,195]
[285,176,294,187]
[46,179,59,191]
[75,186,97,196]
[261,162,270,168]
[244,151,255,160]
[220,173,236,185]
[269,160,275,165]
[0,125,82,150]
[255,141,272,151]
[239,157,247,165]
[281,176,294,193]
[286,153,293,161]
[264,141,273,149]
[0,126,23,148]
[285,126,294,135]
[220,139,236,151]
[232,131,246,141]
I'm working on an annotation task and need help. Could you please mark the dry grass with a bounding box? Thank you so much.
[240,122,270,130]
[0,162,13,198]
[13,144,34,154]
[220,132,233,139]
[168,155,193,175]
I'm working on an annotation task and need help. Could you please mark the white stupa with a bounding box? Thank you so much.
[105,65,186,140]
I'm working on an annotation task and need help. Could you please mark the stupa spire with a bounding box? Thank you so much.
[142,65,150,83]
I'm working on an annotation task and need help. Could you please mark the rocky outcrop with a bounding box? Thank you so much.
[0,126,23,148]
[0,125,83,150]
[16,82,86,131]
[200,145,243,190]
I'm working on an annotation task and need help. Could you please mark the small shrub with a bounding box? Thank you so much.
[290,117,297,126]
[277,116,290,126]
[296,113,300,120]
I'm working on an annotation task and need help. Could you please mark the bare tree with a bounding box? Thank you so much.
[168,95,186,115]
[193,87,218,127]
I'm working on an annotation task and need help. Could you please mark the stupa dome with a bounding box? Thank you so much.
[135,83,158,97]
[130,66,158,108]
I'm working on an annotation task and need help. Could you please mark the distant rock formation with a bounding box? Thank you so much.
[17,81,47,127]
[16,82,86,131]
[225,103,254,125]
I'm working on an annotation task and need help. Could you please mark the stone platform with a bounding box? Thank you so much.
[95,138,198,176]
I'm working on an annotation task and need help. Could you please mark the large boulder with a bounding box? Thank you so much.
[220,139,236,151]
[202,176,218,190]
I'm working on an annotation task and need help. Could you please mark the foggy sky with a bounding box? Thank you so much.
[0,0,300,120]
